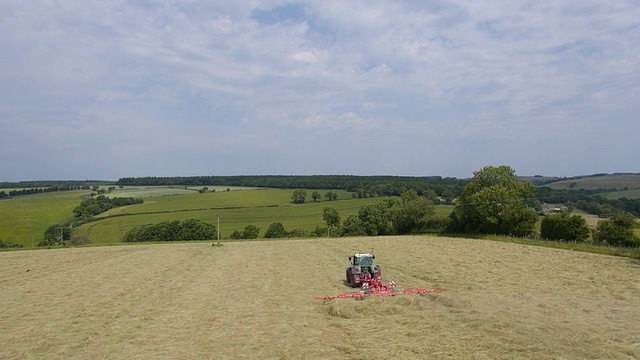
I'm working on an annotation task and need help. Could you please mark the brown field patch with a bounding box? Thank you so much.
[1,237,639,359]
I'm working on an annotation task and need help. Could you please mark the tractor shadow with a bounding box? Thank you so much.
[342,280,358,288]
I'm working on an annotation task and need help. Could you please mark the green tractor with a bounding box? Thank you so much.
[345,252,382,287]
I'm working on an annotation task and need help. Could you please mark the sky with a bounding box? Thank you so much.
[1,1,639,181]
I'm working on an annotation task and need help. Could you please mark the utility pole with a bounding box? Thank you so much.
[217,214,220,245]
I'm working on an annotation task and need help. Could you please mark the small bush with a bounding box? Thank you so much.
[68,235,91,246]
[540,212,590,242]
[593,213,639,247]
[313,226,328,237]
[0,240,23,248]
[230,225,261,240]
[288,229,307,238]
[264,222,287,238]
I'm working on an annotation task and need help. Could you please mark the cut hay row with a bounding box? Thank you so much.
[1,236,639,359]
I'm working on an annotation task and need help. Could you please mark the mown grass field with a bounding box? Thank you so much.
[1,236,638,359]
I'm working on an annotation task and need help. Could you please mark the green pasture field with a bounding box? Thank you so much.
[97,188,356,217]
[0,187,361,246]
[79,190,455,243]
[77,189,453,243]
[108,185,262,198]
[543,174,640,190]
[0,185,459,247]
[434,204,454,216]
[106,186,195,198]
[1,186,269,247]
[76,190,416,244]
[184,185,261,192]
[601,188,640,200]
[0,190,92,246]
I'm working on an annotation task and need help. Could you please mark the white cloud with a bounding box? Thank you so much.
[302,112,382,130]
[0,0,639,180]
[291,48,323,63]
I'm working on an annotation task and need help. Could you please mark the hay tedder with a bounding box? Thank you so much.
[317,252,444,302]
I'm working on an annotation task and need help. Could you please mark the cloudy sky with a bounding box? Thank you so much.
[1,1,639,181]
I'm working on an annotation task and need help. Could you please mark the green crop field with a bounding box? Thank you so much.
[96,188,350,217]
[0,190,92,246]
[107,185,262,198]
[2,187,454,247]
[78,190,405,243]
[1,187,278,246]
[78,198,386,243]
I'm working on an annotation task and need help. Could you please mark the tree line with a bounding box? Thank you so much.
[116,166,638,248]
[5,175,633,217]
[72,195,143,219]
[38,195,144,247]
[534,187,638,217]
[0,185,84,198]
[291,190,338,204]
[118,174,637,216]
[117,175,466,200]
[313,166,638,248]
[0,180,109,189]
[123,219,216,242]
[0,184,125,199]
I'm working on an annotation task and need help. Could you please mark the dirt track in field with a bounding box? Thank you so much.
[1,237,639,359]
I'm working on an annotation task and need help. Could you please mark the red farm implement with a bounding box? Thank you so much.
[317,252,444,302]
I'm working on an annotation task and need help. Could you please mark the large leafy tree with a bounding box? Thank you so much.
[42,224,72,245]
[358,201,395,236]
[390,189,435,234]
[291,189,307,204]
[448,165,538,236]
[324,191,338,201]
[340,214,366,236]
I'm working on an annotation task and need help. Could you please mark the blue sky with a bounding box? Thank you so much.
[1,1,639,181]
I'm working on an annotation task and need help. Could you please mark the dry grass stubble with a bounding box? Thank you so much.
[1,237,639,359]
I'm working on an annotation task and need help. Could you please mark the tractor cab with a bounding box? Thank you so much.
[349,252,375,267]
[346,252,381,287]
